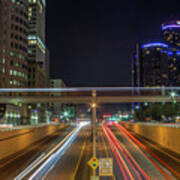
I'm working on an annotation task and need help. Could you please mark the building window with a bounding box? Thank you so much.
[2,68,5,73]
[2,58,6,64]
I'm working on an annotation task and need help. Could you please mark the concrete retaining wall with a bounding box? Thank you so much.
[0,124,65,160]
[123,123,180,155]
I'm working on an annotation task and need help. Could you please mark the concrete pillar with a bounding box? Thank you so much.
[20,104,29,125]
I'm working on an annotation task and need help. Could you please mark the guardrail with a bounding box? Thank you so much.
[133,122,180,128]
[0,123,59,132]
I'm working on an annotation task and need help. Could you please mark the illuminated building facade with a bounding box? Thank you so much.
[133,43,180,87]
[0,0,28,88]
[49,79,66,120]
[162,21,180,48]
[28,0,46,74]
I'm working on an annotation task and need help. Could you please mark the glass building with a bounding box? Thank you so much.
[132,43,180,87]
[0,0,28,88]
[28,0,46,71]
[162,21,180,49]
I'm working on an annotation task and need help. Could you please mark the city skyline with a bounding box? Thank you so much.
[47,0,180,87]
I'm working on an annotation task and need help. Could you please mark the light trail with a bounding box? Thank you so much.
[15,123,89,180]
[14,153,45,180]
[104,125,140,180]
[28,125,83,180]
[116,123,180,178]
[104,125,150,180]
[115,123,178,180]
[102,124,134,179]
[0,86,180,92]
[102,125,128,180]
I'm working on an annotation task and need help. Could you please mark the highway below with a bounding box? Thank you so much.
[44,122,179,180]
[0,125,74,180]
[0,123,179,180]
[105,123,179,180]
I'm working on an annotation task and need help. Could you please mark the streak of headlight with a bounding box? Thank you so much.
[29,126,82,180]
[0,87,180,92]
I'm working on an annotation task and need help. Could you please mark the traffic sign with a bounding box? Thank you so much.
[99,158,113,176]
[90,176,99,180]
[88,157,99,170]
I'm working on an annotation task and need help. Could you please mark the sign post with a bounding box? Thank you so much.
[92,89,97,176]
[99,158,113,177]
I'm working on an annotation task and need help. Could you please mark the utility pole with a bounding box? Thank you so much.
[92,89,97,176]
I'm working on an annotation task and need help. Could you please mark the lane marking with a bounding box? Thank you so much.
[101,131,109,157]
[103,126,128,180]
[115,123,174,180]
[72,140,86,180]
[0,125,66,169]
[101,129,116,180]
[29,126,82,180]
[15,127,77,180]
[138,137,180,163]
[14,153,45,180]
[105,125,149,180]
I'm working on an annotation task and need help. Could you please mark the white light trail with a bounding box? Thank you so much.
[0,87,180,93]
[15,123,87,180]
[29,126,82,180]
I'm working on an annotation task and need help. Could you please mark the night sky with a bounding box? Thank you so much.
[46,0,180,87]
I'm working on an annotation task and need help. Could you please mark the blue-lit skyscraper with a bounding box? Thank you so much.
[162,21,180,49]
[132,43,180,87]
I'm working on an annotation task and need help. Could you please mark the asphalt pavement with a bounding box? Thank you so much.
[0,125,73,180]
[0,123,179,180]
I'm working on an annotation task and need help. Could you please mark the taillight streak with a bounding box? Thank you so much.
[102,125,129,180]
[104,126,150,180]
[115,123,176,180]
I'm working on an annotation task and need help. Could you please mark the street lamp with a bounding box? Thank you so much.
[91,103,97,108]
[170,91,177,98]
[63,111,68,117]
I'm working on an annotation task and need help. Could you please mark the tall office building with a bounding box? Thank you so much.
[0,0,29,125]
[0,0,28,88]
[132,43,180,87]
[162,21,180,49]
[28,0,46,72]
[45,48,50,87]
[49,79,66,120]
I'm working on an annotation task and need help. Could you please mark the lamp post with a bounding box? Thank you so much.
[92,89,97,176]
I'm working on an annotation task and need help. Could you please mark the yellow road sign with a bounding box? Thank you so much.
[90,176,99,180]
[88,157,99,170]
[99,158,113,176]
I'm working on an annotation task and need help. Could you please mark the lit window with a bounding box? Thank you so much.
[10,69,13,75]
[10,51,14,56]
[2,58,5,64]
[2,68,5,73]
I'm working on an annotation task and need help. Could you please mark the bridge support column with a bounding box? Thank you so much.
[20,104,29,125]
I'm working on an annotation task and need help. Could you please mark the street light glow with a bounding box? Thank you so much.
[91,103,97,108]
[170,91,177,98]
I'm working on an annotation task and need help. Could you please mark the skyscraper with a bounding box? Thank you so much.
[132,42,180,88]
[28,0,46,71]
[0,0,28,88]
[162,21,180,49]
[49,79,66,120]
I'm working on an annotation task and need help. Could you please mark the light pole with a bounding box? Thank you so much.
[92,89,97,176]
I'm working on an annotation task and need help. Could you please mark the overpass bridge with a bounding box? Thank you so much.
[0,87,179,104]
